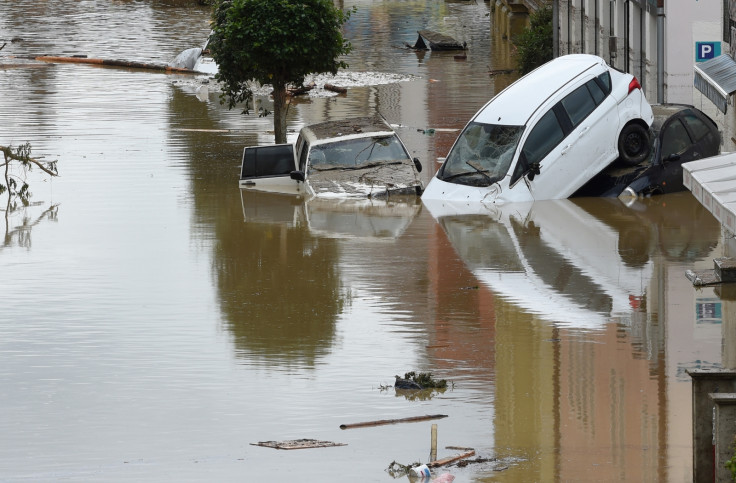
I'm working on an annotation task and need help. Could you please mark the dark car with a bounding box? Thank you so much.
[573,104,720,198]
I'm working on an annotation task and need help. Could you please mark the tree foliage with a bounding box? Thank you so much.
[513,6,553,75]
[208,0,353,143]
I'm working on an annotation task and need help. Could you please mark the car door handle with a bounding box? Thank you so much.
[561,143,573,155]
[578,126,590,137]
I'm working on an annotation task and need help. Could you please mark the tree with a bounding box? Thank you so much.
[512,6,553,75]
[208,0,353,144]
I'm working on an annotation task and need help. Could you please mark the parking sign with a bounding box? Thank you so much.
[696,41,721,62]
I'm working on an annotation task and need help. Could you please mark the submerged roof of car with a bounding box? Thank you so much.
[474,54,608,126]
[299,115,396,146]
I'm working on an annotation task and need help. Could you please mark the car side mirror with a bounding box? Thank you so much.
[526,162,541,181]
[290,170,306,182]
[664,153,681,163]
[413,157,423,173]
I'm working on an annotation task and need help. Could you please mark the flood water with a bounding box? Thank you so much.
[0,1,731,481]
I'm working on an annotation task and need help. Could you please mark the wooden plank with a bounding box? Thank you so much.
[339,414,448,429]
[427,450,476,467]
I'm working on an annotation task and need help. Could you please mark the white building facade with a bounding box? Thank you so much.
[554,0,736,152]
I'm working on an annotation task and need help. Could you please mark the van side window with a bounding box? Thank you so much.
[561,84,597,128]
[296,136,308,171]
[595,71,611,94]
[520,110,565,169]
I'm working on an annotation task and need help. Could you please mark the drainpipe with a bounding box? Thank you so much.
[595,0,599,55]
[581,0,585,52]
[657,0,664,103]
[553,1,559,58]
[568,0,572,54]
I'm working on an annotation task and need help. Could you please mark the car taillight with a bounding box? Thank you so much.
[628,77,642,94]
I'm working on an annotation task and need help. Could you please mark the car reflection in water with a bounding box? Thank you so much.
[424,198,656,328]
[424,193,720,332]
[240,189,421,240]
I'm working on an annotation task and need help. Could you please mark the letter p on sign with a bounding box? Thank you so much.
[696,41,721,62]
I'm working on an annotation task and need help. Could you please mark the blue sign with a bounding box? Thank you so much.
[696,41,721,62]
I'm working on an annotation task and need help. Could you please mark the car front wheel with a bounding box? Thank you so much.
[618,123,650,166]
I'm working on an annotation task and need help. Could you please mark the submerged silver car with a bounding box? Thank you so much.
[239,116,423,198]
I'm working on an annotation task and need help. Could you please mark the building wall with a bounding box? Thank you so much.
[666,2,721,103]
[556,0,735,152]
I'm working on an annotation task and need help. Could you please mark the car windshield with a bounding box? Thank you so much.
[438,122,523,186]
[308,135,410,170]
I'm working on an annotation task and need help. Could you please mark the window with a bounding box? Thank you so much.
[561,84,597,128]
[586,78,606,105]
[596,71,612,94]
[680,112,711,141]
[241,144,294,178]
[309,136,410,169]
[438,122,523,186]
[661,120,693,159]
[296,136,308,171]
[520,110,565,168]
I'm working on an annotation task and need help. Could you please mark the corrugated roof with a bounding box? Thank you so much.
[694,54,736,114]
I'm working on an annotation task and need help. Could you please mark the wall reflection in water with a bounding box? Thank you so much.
[424,193,725,481]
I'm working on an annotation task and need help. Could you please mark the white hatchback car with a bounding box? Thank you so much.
[422,54,654,204]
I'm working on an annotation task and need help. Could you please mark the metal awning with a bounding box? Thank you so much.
[694,54,736,114]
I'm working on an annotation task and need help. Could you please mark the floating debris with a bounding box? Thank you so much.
[408,30,466,51]
[396,371,448,389]
[340,414,448,430]
[250,439,346,450]
[386,460,423,478]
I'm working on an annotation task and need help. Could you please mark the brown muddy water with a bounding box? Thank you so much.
[0,1,731,482]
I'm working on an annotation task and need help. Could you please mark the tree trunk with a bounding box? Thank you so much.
[272,82,289,144]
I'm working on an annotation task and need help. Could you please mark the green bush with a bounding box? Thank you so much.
[513,5,553,75]
[726,436,736,481]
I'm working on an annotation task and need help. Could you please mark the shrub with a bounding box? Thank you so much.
[513,5,553,75]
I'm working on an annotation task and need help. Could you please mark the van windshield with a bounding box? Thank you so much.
[439,122,523,186]
[308,135,410,170]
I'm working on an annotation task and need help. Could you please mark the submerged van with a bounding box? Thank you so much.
[422,54,654,204]
[239,115,423,198]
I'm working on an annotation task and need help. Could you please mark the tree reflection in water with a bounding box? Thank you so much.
[213,192,346,368]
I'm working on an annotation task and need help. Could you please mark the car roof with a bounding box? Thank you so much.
[474,54,607,126]
[299,116,396,146]
[649,103,714,134]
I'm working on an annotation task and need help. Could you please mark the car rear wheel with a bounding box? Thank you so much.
[618,123,650,166]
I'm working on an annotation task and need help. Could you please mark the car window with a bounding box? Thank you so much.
[586,78,606,105]
[241,144,294,178]
[561,84,597,128]
[296,136,308,171]
[521,109,565,167]
[438,122,523,186]
[661,119,693,159]
[596,71,612,94]
[309,135,409,169]
[298,142,309,171]
[680,112,711,142]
